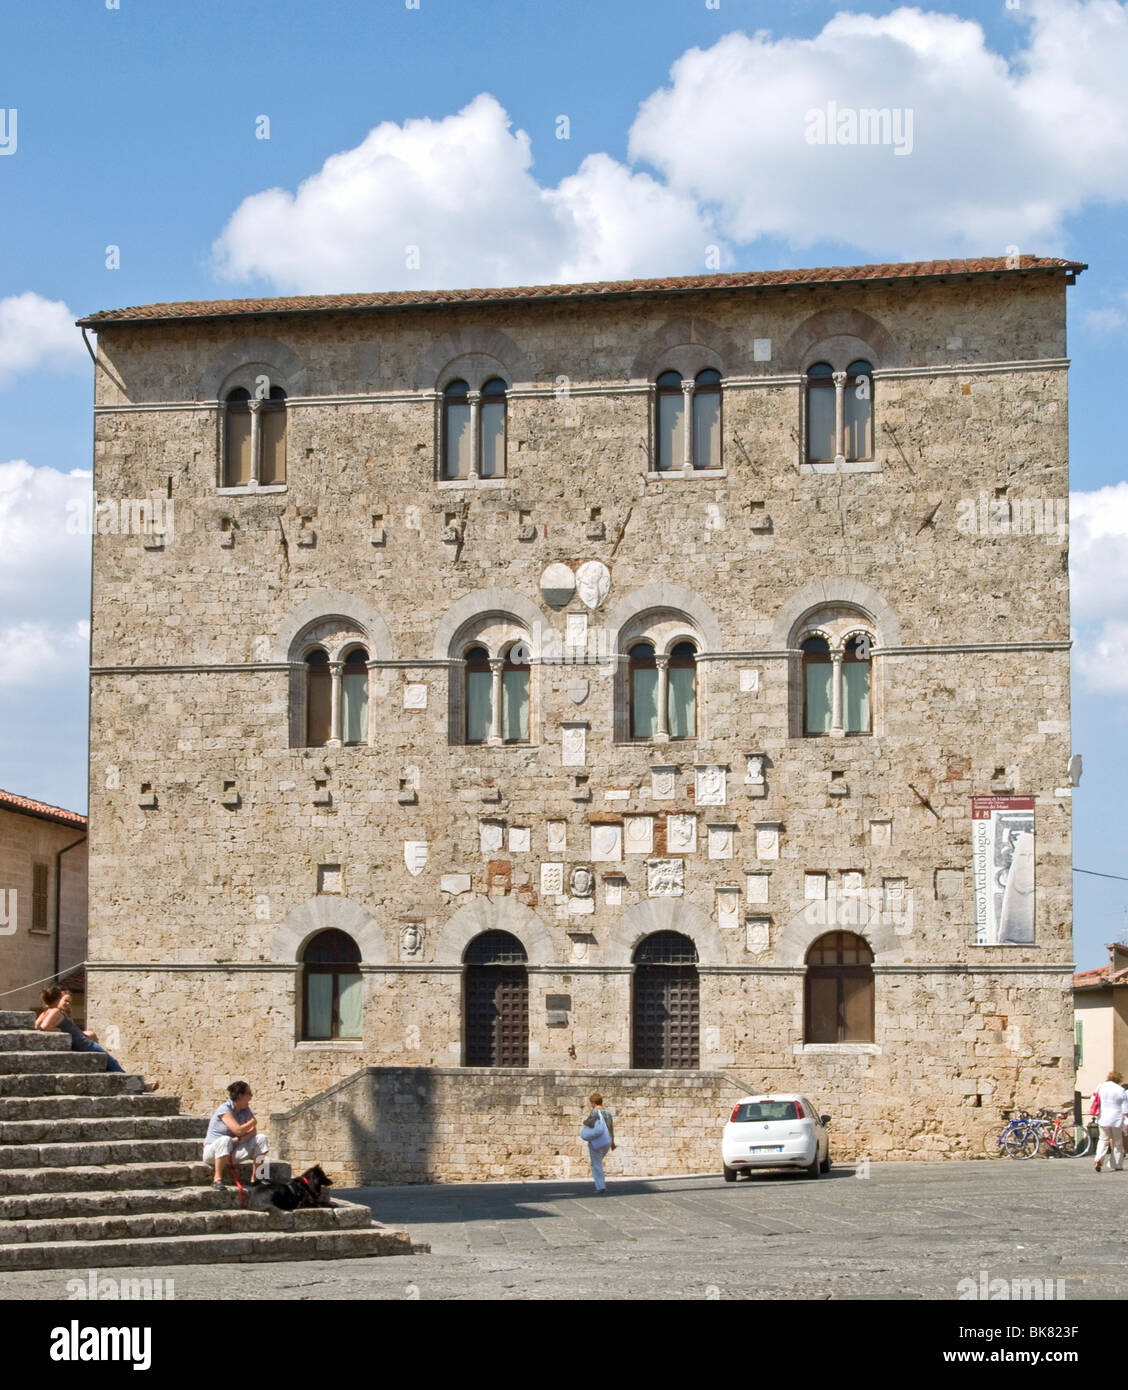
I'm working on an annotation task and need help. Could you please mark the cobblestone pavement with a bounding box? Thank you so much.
[2,1160,1125,1300]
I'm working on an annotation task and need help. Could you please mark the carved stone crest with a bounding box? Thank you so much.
[570,865,595,898]
[403,841,428,876]
[575,559,611,610]
[567,679,590,705]
[400,923,424,958]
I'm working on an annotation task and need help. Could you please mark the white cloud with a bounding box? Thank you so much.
[0,294,85,386]
[0,619,89,689]
[0,462,92,670]
[627,1,1128,258]
[213,94,718,293]
[1070,482,1128,692]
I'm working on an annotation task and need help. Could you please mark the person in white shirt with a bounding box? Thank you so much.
[1092,1071,1128,1173]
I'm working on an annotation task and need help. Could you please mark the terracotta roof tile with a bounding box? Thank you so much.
[76,256,1087,328]
[0,789,87,829]
[1074,965,1128,989]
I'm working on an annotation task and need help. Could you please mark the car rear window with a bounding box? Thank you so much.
[732,1101,799,1123]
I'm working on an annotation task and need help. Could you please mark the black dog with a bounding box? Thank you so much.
[247,1164,333,1211]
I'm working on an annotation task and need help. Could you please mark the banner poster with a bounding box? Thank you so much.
[971,796,1035,944]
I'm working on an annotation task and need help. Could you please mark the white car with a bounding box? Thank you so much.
[722,1094,831,1181]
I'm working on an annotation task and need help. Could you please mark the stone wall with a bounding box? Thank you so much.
[86,268,1077,1149]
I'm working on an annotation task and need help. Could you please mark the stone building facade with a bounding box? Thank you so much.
[80,257,1082,1172]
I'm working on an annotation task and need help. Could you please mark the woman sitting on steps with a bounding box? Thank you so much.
[34,985,158,1092]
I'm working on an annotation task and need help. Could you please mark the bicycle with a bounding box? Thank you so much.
[1030,1107,1091,1158]
[982,1109,1037,1158]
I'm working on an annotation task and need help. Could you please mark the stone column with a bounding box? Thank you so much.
[488,657,505,745]
[655,653,671,742]
[328,660,343,747]
[832,371,847,469]
[248,398,262,485]
[468,389,481,481]
[830,650,845,738]
[681,379,695,473]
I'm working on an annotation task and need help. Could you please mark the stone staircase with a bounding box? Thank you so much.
[0,1011,425,1270]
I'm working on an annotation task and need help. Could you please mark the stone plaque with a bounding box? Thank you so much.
[541,862,565,896]
[575,559,611,610]
[805,872,827,900]
[651,766,676,800]
[624,815,654,854]
[739,668,760,693]
[403,841,428,876]
[568,896,595,916]
[604,876,624,906]
[590,823,623,863]
[746,917,771,953]
[540,562,576,608]
[566,612,588,647]
[746,872,770,904]
[508,827,531,853]
[871,819,892,847]
[403,683,427,709]
[441,873,471,896]
[717,887,741,929]
[707,824,734,860]
[648,858,685,897]
[479,819,504,854]
[695,765,727,806]
[547,820,568,854]
[667,813,696,853]
[842,870,864,895]
[561,723,586,767]
[755,824,780,860]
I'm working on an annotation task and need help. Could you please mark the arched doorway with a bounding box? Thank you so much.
[632,931,699,1068]
[464,930,529,1066]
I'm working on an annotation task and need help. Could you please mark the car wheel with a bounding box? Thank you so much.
[804,1154,820,1179]
[820,1149,831,1173]
[723,1164,737,1183]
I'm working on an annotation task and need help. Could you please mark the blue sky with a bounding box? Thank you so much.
[1,0,1126,966]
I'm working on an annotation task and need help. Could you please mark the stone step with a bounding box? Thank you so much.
[0,1013,36,1030]
[0,1093,181,1121]
[0,1158,289,1197]
[0,1030,72,1052]
[0,1114,204,1145]
[0,1072,148,1098]
[0,1198,374,1246]
[0,1184,231,1221]
[0,1051,115,1075]
[0,1137,203,1170]
[0,1224,420,1271]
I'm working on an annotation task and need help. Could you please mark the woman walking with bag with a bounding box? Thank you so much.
[1093,1070,1128,1172]
[581,1091,615,1194]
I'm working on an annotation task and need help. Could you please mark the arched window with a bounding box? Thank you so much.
[224,388,252,487]
[802,636,832,736]
[305,649,332,747]
[798,615,874,738]
[805,362,835,464]
[479,377,507,479]
[464,645,492,744]
[341,647,369,746]
[632,931,699,1068]
[693,369,722,470]
[501,642,529,743]
[629,643,658,739]
[442,380,471,479]
[301,929,362,1040]
[667,641,697,740]
[804,931,874,1043]
[223,384,287,487]
[844,359,873,462]
[260,384,287,484]
[464,930,528,1066]
[842,634,872,734]
[655,371,684,472]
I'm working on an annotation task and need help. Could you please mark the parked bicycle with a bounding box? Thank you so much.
[982,1109,1037,1159]
[1029,1107,1091,1158]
